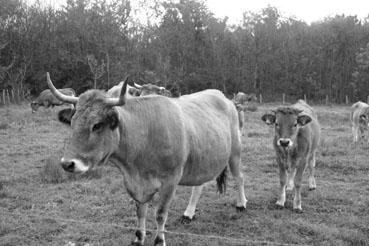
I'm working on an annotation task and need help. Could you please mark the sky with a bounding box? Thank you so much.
[29,0,369,24]
[206,0,369,24]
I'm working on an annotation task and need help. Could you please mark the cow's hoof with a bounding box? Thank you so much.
[275,203,284,210]
[154,236,165,246]
[179,215,193,224]
[293,208,303,214]
[131,241,143,246]
[236,206,246,212]
[309,187,316,191]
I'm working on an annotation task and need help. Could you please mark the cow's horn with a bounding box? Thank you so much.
[133,82,143,89]
[105,76,129,106]
[46,72,78,104]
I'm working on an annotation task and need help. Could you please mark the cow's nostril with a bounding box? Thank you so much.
[61,160,75,172]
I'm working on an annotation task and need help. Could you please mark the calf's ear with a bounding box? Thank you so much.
[297,115,312,126]
[261,113,276,125]
[58,108,75,125]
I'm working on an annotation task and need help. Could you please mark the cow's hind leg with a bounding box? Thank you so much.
[154,184,177,246]
[229,155,247,211]
[131,202,148,246]
[307,152,317,191]
[181,185,204,223]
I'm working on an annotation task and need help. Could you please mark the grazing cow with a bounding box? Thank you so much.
[46,73,247,246]
[350,101,369,142]
[261,100,320,212]
[30,88,75,113]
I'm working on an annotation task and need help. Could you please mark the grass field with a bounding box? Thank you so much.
[0,103,368,246]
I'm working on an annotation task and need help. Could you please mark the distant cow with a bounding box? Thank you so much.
[350,101,369,142]
[108,80,172,98]
[30,88,75,113]
[46,73,247,246]
[234,92,257,105]
[261,100,320,212]
[233,92,257,129]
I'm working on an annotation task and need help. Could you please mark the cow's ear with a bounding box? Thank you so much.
[261,113,276,125]
[297,115,312,126]
[106,108,119,130]
[58,108,75,125]
[360,114,366,120]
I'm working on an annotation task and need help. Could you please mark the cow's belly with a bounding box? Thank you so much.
[178,144,231,186]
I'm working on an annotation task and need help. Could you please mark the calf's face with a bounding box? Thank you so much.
[262,107,312,149]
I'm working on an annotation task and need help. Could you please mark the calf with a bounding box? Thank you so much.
[262,100,320,212]
[350,101,369,142]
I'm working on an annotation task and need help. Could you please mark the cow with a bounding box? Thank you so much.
[107,80,141,98]
[233,92,257,106]
[350,101,369,142]
[30,88,76,113]
[46,72,247,246]
[232,92,257,129]
[261,100,320,212]
[133,83,172,97]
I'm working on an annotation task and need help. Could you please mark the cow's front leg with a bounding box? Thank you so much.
[131,202,147,246]
[276,162,287,208]
[286,168,296,191]
[154,184,177,246]
[293,164,305,212]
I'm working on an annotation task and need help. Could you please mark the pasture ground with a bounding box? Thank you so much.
[0,103,368,246]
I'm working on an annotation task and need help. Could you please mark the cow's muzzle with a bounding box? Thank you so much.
[277,138,293,148]
[60,158,89,173]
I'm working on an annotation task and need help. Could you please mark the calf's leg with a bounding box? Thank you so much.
[293,163,306,212]
[276,164,287,208]
[307,152,316,190]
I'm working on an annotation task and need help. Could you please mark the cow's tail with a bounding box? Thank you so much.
[216,167,228,194]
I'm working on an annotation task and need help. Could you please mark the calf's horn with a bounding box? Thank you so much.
[46,72,79,104]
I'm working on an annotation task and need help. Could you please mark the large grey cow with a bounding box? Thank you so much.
[46,73,247,246]
[261,100,320,212]
[30,88,75,113]
[350,101,369,142]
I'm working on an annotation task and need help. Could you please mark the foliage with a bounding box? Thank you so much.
[1,0,369,102]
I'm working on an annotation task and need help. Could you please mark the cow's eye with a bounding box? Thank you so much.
[275,123,279,127]
[92,122,104,132]
[294,123,298,127]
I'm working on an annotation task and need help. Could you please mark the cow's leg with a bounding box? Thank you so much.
[276,165,287,208]
[131,202,147,246]
[154,184,176,246]
[307,152,316,191]
[293,163,306,212]
[70,103,75,110]
[352,125,358,142]
[286,168,296,191]
[229,154,247,210]
[181,185,204,223]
